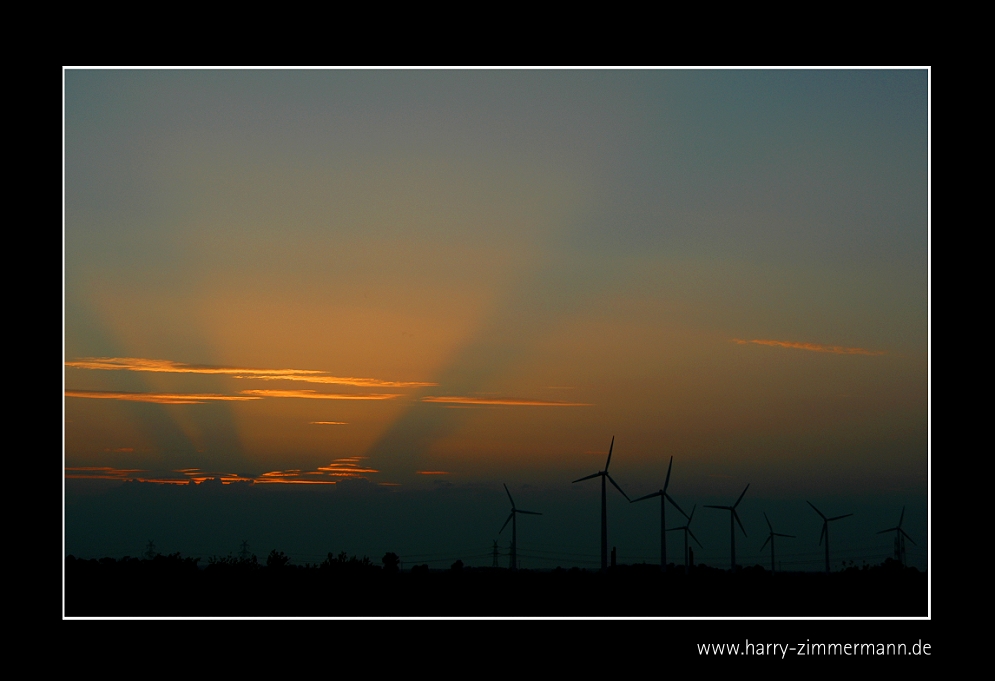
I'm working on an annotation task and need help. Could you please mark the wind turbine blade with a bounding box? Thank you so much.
[877,527,898,534]
[763,511,773,533]
[703,505,731,510]
[517,510,542,516]
[819,523,826,546]
[760,535,771,550]
[606,474,630,501]
[663,456,673,491]
[665,526,684,532]
[664,493,688,518]
[688,529,704,548]
[605,436,614,471]
[503,483,515,509]
[572,472,601,483]
[807,501,826,520]
[734,483,750,508]
[733,510,748,537]
[899,506,905,528]
[499,513,513,533]
[774,533,795,538]
[632,491,662,503]
[688,505,696,524]
[900,529,917,545]
[829,514,853,522]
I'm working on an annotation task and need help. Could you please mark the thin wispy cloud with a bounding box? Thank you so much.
[731,338,885,356]
[240,389,400,400]
[65,390,262,404]
[317,457,379,477]
[65,357,436,387]
[63,466,246,485]
[174,469,255,484]
[421,396,591,406]
[65,466,146,480]
[310,421,348,425]
[66,462,378,485]
[256,458,379,483]
[416,470,450,475]
[255,470,337,484]
[249,374,434,387]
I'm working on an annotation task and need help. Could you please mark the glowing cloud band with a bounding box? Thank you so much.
[65,390,262,404]
[421,396,591,406]
[731,339,885,356]
[240,389,400,400]
[65,357,436,387]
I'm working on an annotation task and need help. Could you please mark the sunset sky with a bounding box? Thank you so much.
[64,69,928,570]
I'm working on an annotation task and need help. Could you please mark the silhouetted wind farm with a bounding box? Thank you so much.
[65,437,927,616]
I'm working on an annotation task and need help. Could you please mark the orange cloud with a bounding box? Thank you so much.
[65,390,262,404]
[240,389,400,400]
[310,421,348,425]
[421,396,591,406]
[65,357,435,387]
[65,466,146,480]
[416,470,450,475]
[64,467,251,485]
[66,461,381,486]
[317,459,380,476]
[257,457,379,483]
[731,338,885,356]
[246,374,434,387]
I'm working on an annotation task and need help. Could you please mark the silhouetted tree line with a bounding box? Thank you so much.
[65,551,925,617]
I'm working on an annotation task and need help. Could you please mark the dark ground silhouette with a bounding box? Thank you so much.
[65,553,926,616]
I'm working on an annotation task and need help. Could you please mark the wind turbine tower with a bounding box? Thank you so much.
[572,436,630,570]
[631,456,687,571]
[877,506,916,567]
[499,483,541,571]
[760,512,794,573]
[666,504,703,574]
[807,501,853,574]
[705,484,749,572]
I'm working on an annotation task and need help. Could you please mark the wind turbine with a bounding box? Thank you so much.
[877,506,916,567]
[705,484,749,572]
[499,483,541,571]
[807,501,853,574]
[666,504,702,574]
[631,456,687,571]
[759,512,794,573]
[573,436,630,570]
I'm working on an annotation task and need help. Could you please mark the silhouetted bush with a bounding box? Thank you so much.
[267,550,290,569]
[382,552,400,573]
[320,551,376,574]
